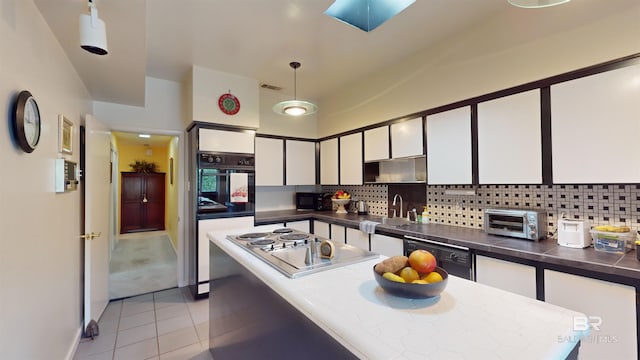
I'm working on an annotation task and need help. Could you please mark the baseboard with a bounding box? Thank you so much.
[65,326,83,360]
[168,233,178,254]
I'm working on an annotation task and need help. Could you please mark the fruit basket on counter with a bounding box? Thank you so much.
[331,190,351,214]
[590,225,636,254]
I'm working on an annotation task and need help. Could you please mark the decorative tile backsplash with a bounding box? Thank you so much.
[428,184,640,236]
[324,183,640,237]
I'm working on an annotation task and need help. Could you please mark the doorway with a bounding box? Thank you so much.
[108,131,181,299]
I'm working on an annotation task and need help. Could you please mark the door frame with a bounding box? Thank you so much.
[109,126,188,287]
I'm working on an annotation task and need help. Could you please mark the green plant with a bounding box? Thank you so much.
[129,160,158,173]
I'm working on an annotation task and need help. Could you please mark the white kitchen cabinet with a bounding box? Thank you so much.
[255,137,283,186]
[346,228,369,251]
[364,126,390,161]
[427,107,472,184]
[198,216,254,295]
[313,220,330,238]
[551,64,640,183]
[475,255,537,299]
[477,90,542,184]
[544,269,637,359]
[391,117,423,158]
[339,133,363,185]
[370,234,403,257]
[320,138,339,185]
[285,140,316,185]
[199,128,255,154]
[331,224,346,243]
[285,220,310,233]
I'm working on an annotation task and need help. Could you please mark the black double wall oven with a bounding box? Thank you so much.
[197,152,255,218]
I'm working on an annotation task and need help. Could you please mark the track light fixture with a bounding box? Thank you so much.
[79,0,108,55]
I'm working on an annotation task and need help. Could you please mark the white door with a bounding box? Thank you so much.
[83,114,111,333]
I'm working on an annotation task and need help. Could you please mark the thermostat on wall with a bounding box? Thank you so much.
[55,159,79,193]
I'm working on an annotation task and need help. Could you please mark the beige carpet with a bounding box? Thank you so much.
[109,231,178,300]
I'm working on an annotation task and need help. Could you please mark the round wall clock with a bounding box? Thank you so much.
[12,90,41,153]
[218,93,240,115]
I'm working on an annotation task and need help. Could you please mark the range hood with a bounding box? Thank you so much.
[364,156,426,184]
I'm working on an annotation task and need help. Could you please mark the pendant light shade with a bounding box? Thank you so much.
[507,0,570,8]
[273,62,318,117]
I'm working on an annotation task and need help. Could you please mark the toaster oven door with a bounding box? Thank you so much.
[486,212,527,238]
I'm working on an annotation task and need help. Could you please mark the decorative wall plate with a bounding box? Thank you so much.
[218,93,240,115]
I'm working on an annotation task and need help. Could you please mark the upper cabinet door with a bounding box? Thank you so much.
[320,138,339,185]
[551,64,640,183]
[199,128,255,154]
[340,133,363,185]
[364,126,390,162]
[255,137,283,186]
[427,107,472,185]
[285,140,316,185]
[391,117,423,158]
[477,90,542,184]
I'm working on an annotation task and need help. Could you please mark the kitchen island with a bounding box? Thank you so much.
[208,229,586,359]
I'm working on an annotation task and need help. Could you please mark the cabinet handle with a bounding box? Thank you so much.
[142,194,148,203]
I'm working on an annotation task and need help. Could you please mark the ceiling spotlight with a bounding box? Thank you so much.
[273,62,318,117]
[79,0,108,55]
[507,0,570,8]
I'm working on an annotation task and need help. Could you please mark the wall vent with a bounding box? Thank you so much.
[260,83,283,91]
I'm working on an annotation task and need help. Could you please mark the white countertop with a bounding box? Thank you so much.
[209,228,588,360]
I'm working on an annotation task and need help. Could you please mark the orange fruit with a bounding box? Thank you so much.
[422,271,443,283]
[398,267,420,283]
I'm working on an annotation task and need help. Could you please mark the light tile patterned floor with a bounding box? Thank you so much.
[74,288,212,360]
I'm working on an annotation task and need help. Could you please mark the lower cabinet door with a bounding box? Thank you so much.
[331,224,346,243]
[544,269,637,359]
[313,221,330,238]
[285,220,310,233]
[475,255,537,299]
[346,228,369,251]
[370,234,403,257]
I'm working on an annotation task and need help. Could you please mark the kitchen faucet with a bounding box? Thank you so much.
[392,194,403,219]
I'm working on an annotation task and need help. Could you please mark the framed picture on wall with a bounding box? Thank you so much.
[58,115,73,154]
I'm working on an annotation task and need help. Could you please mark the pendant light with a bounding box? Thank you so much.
[507,0,570,8]
[273,62,318,117]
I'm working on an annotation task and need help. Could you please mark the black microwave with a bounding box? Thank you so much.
[296,192,328,211]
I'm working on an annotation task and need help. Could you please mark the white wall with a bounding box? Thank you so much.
[94,77,184,132]
[317,3,640,137]
[190,66,259,128]
[0,2,92,359]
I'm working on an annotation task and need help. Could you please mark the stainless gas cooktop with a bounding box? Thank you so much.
[227,229,378,278]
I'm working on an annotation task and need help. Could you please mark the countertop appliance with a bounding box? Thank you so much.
[557,218,592,248]
[484,208,547,241]
[352,200,369,215]
[404,236,474,281]
[226,228,378,278]
[296,192,331,211]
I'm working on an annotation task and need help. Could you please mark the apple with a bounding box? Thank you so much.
[408,249,436,274]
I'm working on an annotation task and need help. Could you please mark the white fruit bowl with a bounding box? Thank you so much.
[331,198,351,214]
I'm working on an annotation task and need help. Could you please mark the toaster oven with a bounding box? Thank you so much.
[484,208,547,241]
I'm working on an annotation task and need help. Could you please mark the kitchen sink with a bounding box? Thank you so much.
[381,217,413,227]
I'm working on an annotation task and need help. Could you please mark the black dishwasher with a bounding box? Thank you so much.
[403,236,475,280]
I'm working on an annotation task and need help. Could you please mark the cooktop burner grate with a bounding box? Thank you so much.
[279,233,310,241]
[237,232,271,241]
[249,239,276,247]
